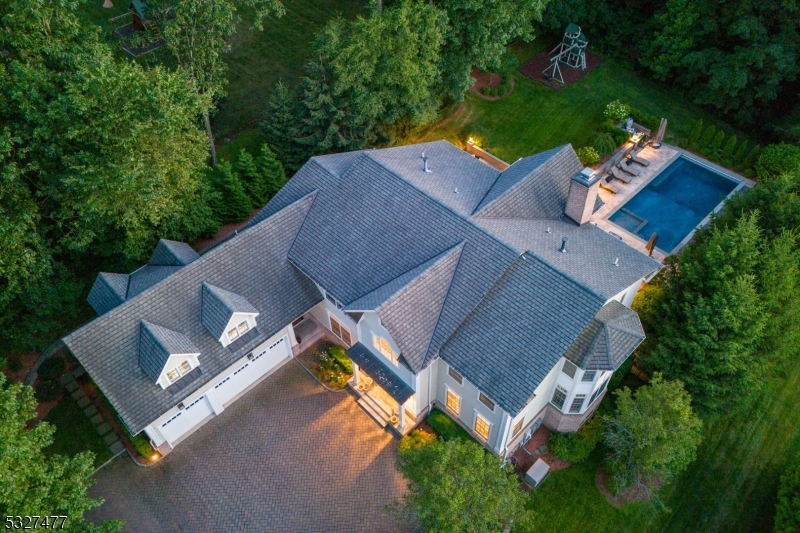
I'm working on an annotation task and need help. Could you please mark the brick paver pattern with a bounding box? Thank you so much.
[88,362,409,532]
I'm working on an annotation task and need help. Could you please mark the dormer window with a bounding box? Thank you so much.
[373,335,398,365]
[227,321,249,341]
[166,360,193,383]
[138,321,201,389]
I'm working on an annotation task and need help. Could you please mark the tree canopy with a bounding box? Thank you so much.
[396,437,534,533]
[603,374,703,498]
[775,456,800,533]
[0,374,122,532]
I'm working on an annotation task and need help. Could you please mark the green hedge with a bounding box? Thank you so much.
[328,345,352,374]
[131,433,155,458]
[427,409,473,442]
[550,416,603,463]
[38,356,66,381]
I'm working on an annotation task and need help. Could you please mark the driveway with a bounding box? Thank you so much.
[87,362,408,532]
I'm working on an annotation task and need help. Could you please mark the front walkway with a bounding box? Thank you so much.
[87,362,408,532]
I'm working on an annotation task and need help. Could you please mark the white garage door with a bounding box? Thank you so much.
[213,336,290,405]
[159,395,214,445]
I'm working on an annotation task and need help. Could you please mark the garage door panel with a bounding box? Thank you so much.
[159,395,213,445]
[213,336,290,405]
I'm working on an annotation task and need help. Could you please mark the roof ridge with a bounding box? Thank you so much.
[471,144,571,217]
[523,249,608,304]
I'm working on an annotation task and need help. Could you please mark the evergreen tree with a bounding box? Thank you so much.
[697,125,717,153]
[234,149,262,208]
[732,139,750,167]
[688,118,704,148]
[720,135,738,165]
[708,130,726,160]
[742,144,761,170]
[259,81,309,172]
[209,162,253,223]
[256,144,287,201]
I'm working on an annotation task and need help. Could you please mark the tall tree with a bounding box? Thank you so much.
[397,437,534,532]
[603,374,703,500]
[149,0,285,166]
[256,144,287,201]
[259,81,309,172]
[0,374,122,532]
[435,0,548,101]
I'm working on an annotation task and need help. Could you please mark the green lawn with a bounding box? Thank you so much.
[420,42,746,164]
[44,395,113,468]
[213,0,367,143]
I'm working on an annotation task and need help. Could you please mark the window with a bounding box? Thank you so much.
[552,385,567,410]
[479,392,495,411]
[177,360,191,374]
[373,335,398,364]
[562,360,577,378]
[165,360,192,384]
[326,291,343,309]
[512,418,524,436]
[166,367,181,383]
[330,315,352,346]
[589,378,609,404]
[446,389,461,415]
[474,413,491,440]
[237,321,249,335]
[570,394,586,413]
[582,370,597,382]
[448,366,463,384]
[228,327,239,341]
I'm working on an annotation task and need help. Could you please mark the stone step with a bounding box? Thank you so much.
[72,366,86,379]
[71,389,86,401]
[357,397,388,428]
[83,405,98,417]
[77,396,91,408]
[59,374,73,385]
[109,441,125,455]
[103,433,119,446]
[363,391,394,419]
[89,413,103,425]
[65,380,79,393]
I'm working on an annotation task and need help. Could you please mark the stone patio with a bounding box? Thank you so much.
[87,362,408,532]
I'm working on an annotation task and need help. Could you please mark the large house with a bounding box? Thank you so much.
[63,141,661,458]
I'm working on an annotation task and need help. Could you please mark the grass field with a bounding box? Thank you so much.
[44,396,113,468]
[419,41,746,163]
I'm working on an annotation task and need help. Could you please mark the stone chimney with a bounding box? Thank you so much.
[565,168,600,225]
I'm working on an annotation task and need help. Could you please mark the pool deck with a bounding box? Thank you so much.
[592,144,754,262]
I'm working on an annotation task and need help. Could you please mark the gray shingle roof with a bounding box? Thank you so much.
[563,300,646,370]
[127,265,181,299]
[440,254,607,415]
[149,239,200,266]
[201,282,260,340]
[474,218,661,300]
[138,321,199,382]
[63,194,322,435]
[473,145,577,218]
[87,273,129,315]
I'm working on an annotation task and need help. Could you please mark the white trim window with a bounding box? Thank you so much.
[448,366,463,384]
[570,394,586,413]
[589,378,609,404]
[445,387,461,415]
[552,385,568,410]
[512,417,524,436]
[165,360,193,384]
[227,320,249,342]
[581,370,597,382]
[373,334,398,365]
[474,412,491,441]
[330,314,352,346]
[562,360,577,378]
[478,392,495,411]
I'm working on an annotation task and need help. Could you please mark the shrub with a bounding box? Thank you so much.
[481,86,492,96]
[427,409,473,442]
[131,433,155,458]
[328,345,352,373]
[8,356,23,373]
[551,416,603,463]
[590,132,617,156]
[577,146,600,166]
[756,143,800,180]
[720,135,738,165]
[35,380,62,402]
[697,125,717,153]
[37,356,66,381]
[742,144,761,170]
[732,139,750,167]
[399,428,437,452]
[708,130,726,160]
[629,107,659,130]
[688,119,704,148]
[601,119,632,146]
[604,100,630,123]
[318,352,347,389]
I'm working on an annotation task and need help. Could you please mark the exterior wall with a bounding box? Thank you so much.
[143,325,293,450]
[357,311,415,389]
[434,359,508,453]
[608,278,644,308]
[219,312,259,348]
[503,358,563,454]
[155,353,200,389]
[308,299,359,347]
[413,364,431,416]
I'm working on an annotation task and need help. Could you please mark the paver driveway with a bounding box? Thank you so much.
[87,361,408,532]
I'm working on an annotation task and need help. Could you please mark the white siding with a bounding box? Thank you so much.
[357,311,415,388]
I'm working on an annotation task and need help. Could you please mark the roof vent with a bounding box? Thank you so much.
[560,237,568,253]
[454,187,458,194]
[546,227,551,233]
[422,152,431,173]
[613,257,619,266]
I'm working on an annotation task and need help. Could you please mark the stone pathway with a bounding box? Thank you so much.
[60,368,125,457]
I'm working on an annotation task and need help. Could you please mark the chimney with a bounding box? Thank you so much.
[565,167,600,225]
[560,237,568,253]
[422,152,431,173]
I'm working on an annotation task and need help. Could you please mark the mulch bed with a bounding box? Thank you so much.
[468,67,516,101]
[296,339,351,390]
[518,48,603,91]
[511,426,571,484]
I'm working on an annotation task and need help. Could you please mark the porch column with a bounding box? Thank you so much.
[399,400,406,429]
[352,362,359,386]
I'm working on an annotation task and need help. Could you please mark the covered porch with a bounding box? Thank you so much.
[347,343,419,436]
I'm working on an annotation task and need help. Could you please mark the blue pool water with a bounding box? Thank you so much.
[608,157,739,252]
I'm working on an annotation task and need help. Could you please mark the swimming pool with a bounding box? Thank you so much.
[608,156,739,253]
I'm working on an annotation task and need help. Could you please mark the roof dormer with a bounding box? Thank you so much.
[148,239,200,266]
[201,282,260,347]
[138,320,201,390]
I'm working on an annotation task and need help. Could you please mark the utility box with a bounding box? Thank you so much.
[524,458,550,488]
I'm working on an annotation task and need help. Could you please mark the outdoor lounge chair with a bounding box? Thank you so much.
[629,152,651,167]
[610,167,633,184]
[600,176,621,193]
[617,161,641,177]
